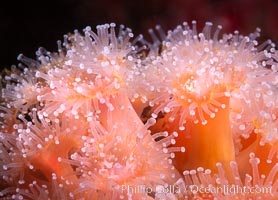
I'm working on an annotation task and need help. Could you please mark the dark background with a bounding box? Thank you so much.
[0,0,277,69]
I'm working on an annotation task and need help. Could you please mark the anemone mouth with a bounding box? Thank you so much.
[36,70,126,118]
[63,73,123,102]
[171,72,228,122]
[171,74,208,104]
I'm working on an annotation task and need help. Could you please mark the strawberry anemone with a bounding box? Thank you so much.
[141,21,278,198]
[0,21,278,199]
[63,94,184,199]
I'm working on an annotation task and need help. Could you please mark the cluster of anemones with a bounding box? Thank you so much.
[0,21,277,200]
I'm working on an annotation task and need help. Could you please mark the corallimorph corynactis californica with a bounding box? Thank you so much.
[0,21,278,200]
